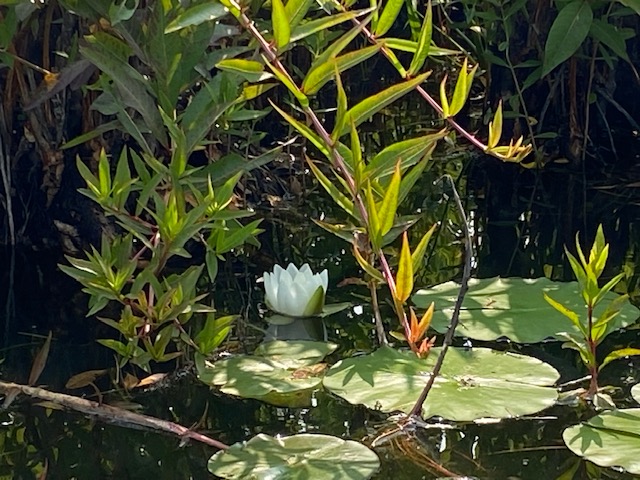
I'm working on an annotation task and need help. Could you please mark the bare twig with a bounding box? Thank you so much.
[0,381,229,450]
[408,175,473,417]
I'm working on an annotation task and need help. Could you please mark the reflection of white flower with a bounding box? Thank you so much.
[263,263,328,317]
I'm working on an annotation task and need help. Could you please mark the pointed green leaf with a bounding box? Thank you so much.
[377,162,401,237]
[366,182,382,250]
[439,75,449,117]
[408,0,432,76]
[350,119,364,188]
[332,68,348,143]
[395,233,413,303]
[285,0,315,29]
[543,292,585,335]
[375,0,405,37]
[488,101,503,149]
[306,158,355,217]
[263,59,308,107]
[303,45,381,95]
[165,3,229,33]
[599,348,640,371]
[449,58,477,116]
[291,9,373,42]
[216,58,271,83]
[352,244,385,283]
[311,13,374,68]
[98,149,111,197]
[411,223,437,273]
[542,0,593,77]
[270,101,327,155]
[272,0,291,50]
[303,285,326,316]
[340,72,430,137]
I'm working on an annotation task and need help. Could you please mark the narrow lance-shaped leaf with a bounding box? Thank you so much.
[306,157,356,217]
[340,72,430,136]
[440,75,450,118]
[411,223,437,273]
[270,101,327,156]
[332,67,348,143]
[599,348,640,371]
[353,243,385,282]
[291,9,373,42]
[375,0,405,37]
[377,162,401,237]
[216,59,270,83]
[408,0,433,76]
[263,58,308,107]
[302,44,381,95]
[271,0,291,50]
[366,182,382,250]
[311,13,375,68]
[544,292,585,336]
[98,149,112,198]
[449,58,477,117]
[395,232,413,303]
[284,0,314,29]
[350,119,364,188]
[488,100,503,149]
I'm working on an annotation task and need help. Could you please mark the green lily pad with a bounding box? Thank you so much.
[196,341,337,407]
[208,433,380,479]
[323,346,559,421]
[413,277,639,343]
[563,408,640,475]
[632,384,640,403]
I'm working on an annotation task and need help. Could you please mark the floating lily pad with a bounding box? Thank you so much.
[563,408,640,475]
[413,277,639,343]
[323,346,559,421]
[208,433,380,479]
[196,340,337,407]
[632,384,640,403]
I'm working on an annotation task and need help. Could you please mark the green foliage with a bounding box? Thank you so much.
[545,225,640,397]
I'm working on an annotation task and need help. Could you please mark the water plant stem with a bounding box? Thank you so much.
[408,175,473,417]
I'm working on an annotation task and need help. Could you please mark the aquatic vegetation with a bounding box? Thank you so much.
[544,225,640,397]
[413,277,639,343]
[208,434,380,479]
[263,263,328,317]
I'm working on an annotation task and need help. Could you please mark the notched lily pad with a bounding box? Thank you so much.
[197,340,337,407]
[323,346,559,421]
[413,277,639,343]
[208,433,380,479]
[563,408,640,475]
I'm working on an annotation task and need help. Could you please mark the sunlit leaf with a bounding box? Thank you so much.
[339,72,430,137]
[599,348,640,371]
[271,0,291,50]
[395,232,413,303]
[165,3,229,33]
[408,0,432,76]
[375,0,404,37]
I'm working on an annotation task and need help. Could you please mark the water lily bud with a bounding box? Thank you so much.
[263,263,328,317]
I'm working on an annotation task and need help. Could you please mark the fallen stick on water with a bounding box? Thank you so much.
[0,381,228,450]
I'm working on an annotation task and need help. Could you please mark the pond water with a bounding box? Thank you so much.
[2,154,640,479]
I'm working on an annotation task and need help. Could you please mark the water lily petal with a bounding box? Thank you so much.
[276,271,295,316]
[319,269,328,292]
[263,272,277,309]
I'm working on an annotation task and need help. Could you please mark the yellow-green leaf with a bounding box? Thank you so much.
[544,292,585,335]
[488,100,503,149]
[264,58,308,107]
[353,244,385,283]
[216,58,271,83]
[332,68,348,143]
[377,162,401,237]
[285,0,314,29]
[272,0,291,50]
[350,119,364,188]
[366,182,382,250]
[599,347,640,371]
[439,75,449,118]
[306,157,355,217]
[408,0,432,76]
[269,101,327,155]
[340,72,430,137]
[411,223,437,273]
[375,0,405,37]
[449,58,477,116]
[396,232,413,303]
[302,44,381,95]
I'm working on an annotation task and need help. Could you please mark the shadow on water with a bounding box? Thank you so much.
[2,151,640,478]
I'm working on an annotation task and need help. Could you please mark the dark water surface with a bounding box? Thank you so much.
[2,154,640,479]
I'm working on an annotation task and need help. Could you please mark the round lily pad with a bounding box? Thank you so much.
[208,434,380,479]
[196,341,337,407]
[412,277,639,343]
[323,346,559,421]
[563,408,640,475]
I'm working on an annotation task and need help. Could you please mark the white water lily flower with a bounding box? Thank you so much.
[263,263,328,317]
